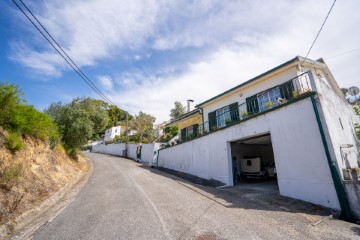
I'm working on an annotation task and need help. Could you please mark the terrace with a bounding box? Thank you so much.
[177,71,315,144]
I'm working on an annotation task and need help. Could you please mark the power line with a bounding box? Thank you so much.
[301,0,337,66]
[11,0,116,106]
[326,47,360,60]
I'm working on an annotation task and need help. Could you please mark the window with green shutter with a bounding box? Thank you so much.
[180,128,186,142]
[280,81,295,100]
[208,111,217,131]
[229,102,239,122]
[192,124,199,137]
[246,95,259,115]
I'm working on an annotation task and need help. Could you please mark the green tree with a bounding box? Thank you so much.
[160,125,179,142]
[0,83,60,152]
[354,102,360,140]
[131,111,156,143]
[106,105,133,128]
[170,101,186,121]
[0,83,23,128]
[45,97,109,154]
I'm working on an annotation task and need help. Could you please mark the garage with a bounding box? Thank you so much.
[230,133,278,189]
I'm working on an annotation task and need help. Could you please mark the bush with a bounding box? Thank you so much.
[0,83,60,148]
[5,132,23,153]
[0,162,23,188]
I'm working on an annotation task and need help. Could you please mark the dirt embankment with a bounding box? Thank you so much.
[0,129,88,229]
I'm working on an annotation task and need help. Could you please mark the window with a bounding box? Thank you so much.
[257,87,281,112]
[216,106,231,128]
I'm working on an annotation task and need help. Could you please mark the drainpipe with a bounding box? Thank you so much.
[310,95,353,221]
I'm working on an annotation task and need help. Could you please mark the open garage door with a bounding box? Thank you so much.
[230,133,278,190]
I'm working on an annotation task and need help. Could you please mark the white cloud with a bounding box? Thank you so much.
[97,75,113,89]
[8,0,360,122]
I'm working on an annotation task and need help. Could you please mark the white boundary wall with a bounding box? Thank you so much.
[92,143,125,156]
[158,98,341,210]
[92,143,161,164]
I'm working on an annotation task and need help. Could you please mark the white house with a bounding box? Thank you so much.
[104,126,122,142]
[157,56,360,220]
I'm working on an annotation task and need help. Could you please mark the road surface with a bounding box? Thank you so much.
[32,152,360,240]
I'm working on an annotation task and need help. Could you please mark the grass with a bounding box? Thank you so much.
[5,132,23,153]
[0,162,23,189]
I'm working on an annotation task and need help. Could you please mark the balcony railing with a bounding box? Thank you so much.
[174,71,314,145]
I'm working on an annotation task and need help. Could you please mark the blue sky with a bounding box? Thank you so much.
[1,0,360,122]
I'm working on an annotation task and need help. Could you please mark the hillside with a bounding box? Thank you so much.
[0,128,88,230]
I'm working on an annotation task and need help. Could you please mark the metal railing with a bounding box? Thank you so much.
[173,71,314,145]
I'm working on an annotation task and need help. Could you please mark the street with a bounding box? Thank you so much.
[32,153,360,240]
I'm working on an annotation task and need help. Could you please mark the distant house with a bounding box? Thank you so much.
[104,126,122,142]
[158,56,360,219]
[166,99,203,142]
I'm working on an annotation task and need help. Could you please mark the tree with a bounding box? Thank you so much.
[45,97,109,155]
[131,111,156,143]
[354,102,360,140]
[170,101,186,121]
[106,105,133,128]
[160,125,179,142]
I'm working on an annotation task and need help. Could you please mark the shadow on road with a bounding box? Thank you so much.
[138,164,337,220]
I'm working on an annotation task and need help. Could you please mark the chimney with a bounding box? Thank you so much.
[187,99,194,112]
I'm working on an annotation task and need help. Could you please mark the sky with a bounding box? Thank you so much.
[1,0,360,123]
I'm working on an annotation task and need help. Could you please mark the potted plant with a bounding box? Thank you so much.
[264,101,273,110]
[211,126,218,131]
[241,111,249,119]
[225,118,232,126]
[292,90,299,98]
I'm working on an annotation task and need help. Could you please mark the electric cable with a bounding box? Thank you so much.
[301,0,337,66]
[12,0,116,106]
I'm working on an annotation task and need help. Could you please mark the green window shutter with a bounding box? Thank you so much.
[246,95,259,115]
[192,124,199,137]
[208,111,217,131]
[280,81,295,100]
[180,128,186,142]
[229,102,239,122]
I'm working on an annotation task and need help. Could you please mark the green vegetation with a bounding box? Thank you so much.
[170,101,186,121]
[130,111,156,143]
[5,132,23,153]
[0,162,23,189]
[45,98,110,156]
[160,125,179,142]
[354,102,360,140]
[0,83,59,153]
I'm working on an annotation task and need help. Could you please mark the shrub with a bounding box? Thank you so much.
[0,162,23,188]
[0,83,60,147]
[5,132,23,153]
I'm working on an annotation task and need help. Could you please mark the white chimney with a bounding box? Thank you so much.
[187,99,194,112]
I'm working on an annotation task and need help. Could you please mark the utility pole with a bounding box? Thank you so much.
[125,112,129,157]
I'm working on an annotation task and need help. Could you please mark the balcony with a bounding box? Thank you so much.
[175,71,315,145]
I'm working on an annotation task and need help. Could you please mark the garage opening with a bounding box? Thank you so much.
[230,133,278,190]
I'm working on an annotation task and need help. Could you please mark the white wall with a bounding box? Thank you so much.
[159,98,340,209]
[127,144,138,159]
[312,68,360,173]
[139,143,161,164]
[92,143,126,156]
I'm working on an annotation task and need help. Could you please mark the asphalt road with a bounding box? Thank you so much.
[32,152,360,240]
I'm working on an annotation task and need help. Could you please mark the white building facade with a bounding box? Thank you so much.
[157,56,360,220]
[104,126,122,142]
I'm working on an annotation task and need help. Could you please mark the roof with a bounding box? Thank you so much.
[196,56,302,108]
[165,109,201,126]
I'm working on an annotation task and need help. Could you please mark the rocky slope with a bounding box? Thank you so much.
[0,129,88,228]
